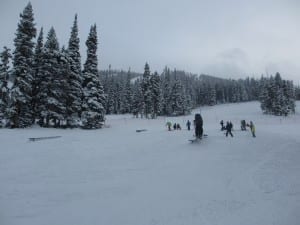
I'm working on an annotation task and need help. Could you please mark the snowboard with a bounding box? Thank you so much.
[189,134,208,143]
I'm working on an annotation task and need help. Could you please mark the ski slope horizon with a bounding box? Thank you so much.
[1,101,300,225]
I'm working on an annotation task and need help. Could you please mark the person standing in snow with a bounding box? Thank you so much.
[194,113,203,139]
[166,121,172,131]
[249,121,256,137]
[186,120,191,130]
[220,120,225,131]
[225,121,233,137]
[241,120,247,131]
[173,123,177,130]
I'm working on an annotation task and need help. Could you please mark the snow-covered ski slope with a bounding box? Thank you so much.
[1,101,300,225]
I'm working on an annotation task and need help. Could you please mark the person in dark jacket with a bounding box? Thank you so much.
[220,120,225,131]
[225,121,233,137]
[241,120,246,131]
[186,120,191,130]
[194,113,203,139]
[173,123,177,130]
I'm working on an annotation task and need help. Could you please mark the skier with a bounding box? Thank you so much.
[186,120,191,130]
[225,121,233,137]
[176,123,181,130]
[241,120,246,131]
[173,123,177,130]
[249,121,256,137]
[194,113,203,139]
[166,121,172,131]
[220,120,225,131]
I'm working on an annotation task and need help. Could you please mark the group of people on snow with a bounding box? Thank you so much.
[167,114,256,139]
[220,119,256,138]
[166,121,181,131]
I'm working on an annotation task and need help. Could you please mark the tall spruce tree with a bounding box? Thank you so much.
[150,71,161,118]
[106,76,116,114]
[58,46,72,126]
[132,80,144,117]
[32,27,44,123]
[0,47,12,127]
[170,77,185,115]
[122,69,133,114]
[259,76,268,112]
[206,84,216,106]
[66,14,82,127]
[161,67,172,115]
[81,25,105,129]
[42,27,66,126]
[284,80,296,114]
[141,63,152,118]
[9,2,36,128]
[295,86,300,100]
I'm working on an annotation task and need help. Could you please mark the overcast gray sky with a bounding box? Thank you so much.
[0,0,299,83]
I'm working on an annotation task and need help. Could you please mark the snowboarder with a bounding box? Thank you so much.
[225,121,233,137]
[194,113,203,139]
[186,120,191,130]
[166,121,172,131]
[176,123,181,130]
[220,120,225,131]
[249,121,256,137]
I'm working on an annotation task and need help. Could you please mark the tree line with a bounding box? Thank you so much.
[0,2,297,129]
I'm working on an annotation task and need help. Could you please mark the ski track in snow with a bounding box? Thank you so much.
[0,101,300,225]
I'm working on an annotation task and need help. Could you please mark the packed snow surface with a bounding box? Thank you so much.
[1,101,300,225]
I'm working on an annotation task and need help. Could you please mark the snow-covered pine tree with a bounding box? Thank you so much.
[121,69,133,114]
[231,81,240,103]
[184,77,196,108]
[66,14,83,127]
[58,46,72,126]
[259,76,267,113]
[81,24,105,129]
[184,91,192,114]
[161,67,172,115]
[9,2,36,128]
[267,76,277,114]
[249,77,260,100]
[199,83,208,105]
[259,73,295,116]
[207,84,216,106]
[114,81,122,114]
[273,73,283,114]
[141,63,152,118]
[215,83,225,104]
[106,76,116,114]
[103,69,131,115]
[150,71,161,118]
[0,47,12,127]
[239,82,249,102]
[170,76,185,116]
[38,27,66,127]
[283,80,296,114]
[131,79,144,118]
[32,27,44,124]
[295,86,300,100]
